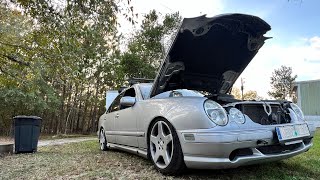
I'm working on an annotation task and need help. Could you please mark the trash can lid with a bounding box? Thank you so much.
[13,115,42,120]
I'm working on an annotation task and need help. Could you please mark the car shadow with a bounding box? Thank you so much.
[179,161,315,179]
[106,148,315,179]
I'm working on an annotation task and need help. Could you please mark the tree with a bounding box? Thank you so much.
[0,0,133,135]
[119,10,181,80]
[268,65,297,100]
[231,87,261,100]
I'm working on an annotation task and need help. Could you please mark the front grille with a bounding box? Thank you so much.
[257,143,301,154]
[238,104,291,125]
[241,104,278,125]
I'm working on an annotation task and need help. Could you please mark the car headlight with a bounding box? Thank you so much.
[290,103,305,120]
[229,107,246,124]
[204,100,228,126]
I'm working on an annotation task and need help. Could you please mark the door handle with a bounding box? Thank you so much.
[115,114,119,118]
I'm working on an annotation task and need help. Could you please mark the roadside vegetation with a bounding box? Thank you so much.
[1,130,319,179]
[0,1,180,136]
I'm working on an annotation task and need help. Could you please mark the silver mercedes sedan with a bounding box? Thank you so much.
[98,13,315,175]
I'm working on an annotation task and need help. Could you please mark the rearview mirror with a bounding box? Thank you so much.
[120,96,136,107]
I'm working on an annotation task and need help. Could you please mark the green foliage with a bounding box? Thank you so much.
[0,1,181,135]
[268,65,297,100]
[0,0,126,135]
[119,10,181,79]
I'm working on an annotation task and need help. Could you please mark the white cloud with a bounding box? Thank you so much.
[310,36,320,50]
[234,36,320,99]
[130,0,224,18]
[118,0,224,50]
[118,0,224,34]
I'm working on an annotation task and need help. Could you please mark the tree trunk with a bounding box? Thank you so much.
[64,83,73,134]
[56,83,66,134]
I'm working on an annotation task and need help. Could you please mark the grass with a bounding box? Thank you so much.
[0,131,319,180]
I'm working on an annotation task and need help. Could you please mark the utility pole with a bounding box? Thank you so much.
[241,78,245,100]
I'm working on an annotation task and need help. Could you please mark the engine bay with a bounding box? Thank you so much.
[207,94,292,125]
[230,102,292,125]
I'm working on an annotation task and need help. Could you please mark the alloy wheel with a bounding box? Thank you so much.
[150,121,174,169]
[100,129,107,150]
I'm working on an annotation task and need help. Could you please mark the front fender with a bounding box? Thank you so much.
[137,97,215,133]
[163,97,215,130]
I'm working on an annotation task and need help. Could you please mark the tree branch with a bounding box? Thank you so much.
[0,66,17,79]
[0,66,7,74]
[0,41,32,51]
[0,53,30,66]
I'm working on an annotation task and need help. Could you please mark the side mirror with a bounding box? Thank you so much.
[120,96,136,107]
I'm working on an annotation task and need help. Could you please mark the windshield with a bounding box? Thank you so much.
[153,89,204,99]
[139,84,204,99]
[139,83,153,99]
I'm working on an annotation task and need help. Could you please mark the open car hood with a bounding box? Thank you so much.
[149,13,271,98]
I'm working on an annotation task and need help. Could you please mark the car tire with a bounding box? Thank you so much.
[99,128,108,151]
[148,118,186,175]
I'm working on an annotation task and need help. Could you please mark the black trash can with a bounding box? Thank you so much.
[13,116,42,153]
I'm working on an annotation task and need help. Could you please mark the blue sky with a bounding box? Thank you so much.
[124,0,320,98]
[223,0,320,45]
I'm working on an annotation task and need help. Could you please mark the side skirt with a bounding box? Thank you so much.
[107,142,148,159]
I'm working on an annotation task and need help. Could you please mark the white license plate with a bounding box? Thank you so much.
[275,124,310,141]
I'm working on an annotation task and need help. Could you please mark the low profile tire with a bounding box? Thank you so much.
[99,128,108,151]
[148,119,186,175]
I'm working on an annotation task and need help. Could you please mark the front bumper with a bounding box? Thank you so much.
[178,123,315,169]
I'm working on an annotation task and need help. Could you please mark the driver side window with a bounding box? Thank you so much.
[120,88,136,110]
[109,94,123,113]
[123,88,136,98]
[108,88,136,113]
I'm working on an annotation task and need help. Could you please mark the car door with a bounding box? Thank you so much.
[104,93,124,143]
[114,87,139,147]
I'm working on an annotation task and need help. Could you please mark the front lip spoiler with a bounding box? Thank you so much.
[184,142,312,169]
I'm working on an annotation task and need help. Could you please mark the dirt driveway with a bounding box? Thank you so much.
[1,136,96,147]
[38,137,96,147]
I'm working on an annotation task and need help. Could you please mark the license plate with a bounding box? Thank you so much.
[275,124,310,141]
